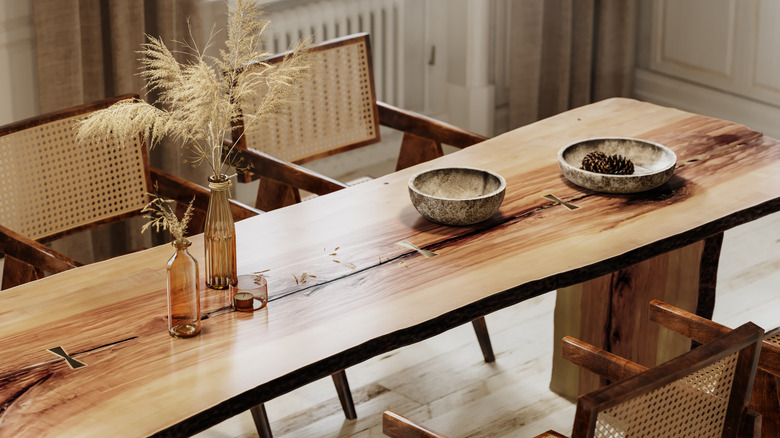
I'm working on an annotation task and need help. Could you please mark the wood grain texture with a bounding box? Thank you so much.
[377,102,489,148]
[552,225,728,399]
[561,336,647,383]
[196,213,778,438]
[1,98,779,437]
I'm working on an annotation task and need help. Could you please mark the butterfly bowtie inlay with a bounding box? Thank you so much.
[47,346,87,369]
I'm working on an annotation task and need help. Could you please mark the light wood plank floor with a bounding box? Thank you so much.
[198,212,779,438]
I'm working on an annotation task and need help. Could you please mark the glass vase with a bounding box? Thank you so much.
[166,238,201,338]
[205,174,237,289]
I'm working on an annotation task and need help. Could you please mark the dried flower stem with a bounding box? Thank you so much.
[77,0,311,179]
[142,188,195,242]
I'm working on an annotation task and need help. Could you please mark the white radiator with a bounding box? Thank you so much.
[265,0,405,107]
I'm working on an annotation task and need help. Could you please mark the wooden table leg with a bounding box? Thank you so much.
[550,234,723,399]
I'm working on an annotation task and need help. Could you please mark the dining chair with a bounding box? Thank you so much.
[229,33,496,437]
[649,299,780,438]
[383,322,764,438]
[0,94,260,289]
[229,32,490,211]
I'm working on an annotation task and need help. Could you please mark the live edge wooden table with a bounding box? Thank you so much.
[1,98,778,437]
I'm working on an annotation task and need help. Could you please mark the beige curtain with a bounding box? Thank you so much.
[508,0,638,129]
[32,0,206,263]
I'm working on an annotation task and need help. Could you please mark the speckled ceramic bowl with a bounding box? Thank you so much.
[557,137,677,193]
[408,167,506,226]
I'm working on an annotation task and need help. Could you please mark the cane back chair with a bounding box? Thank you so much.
[229,33,495,437]
[0,95,259,290]
[649,300,780,438]
[384,322,764,438]
[230,32,490,210]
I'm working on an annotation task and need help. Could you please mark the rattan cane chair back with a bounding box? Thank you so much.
[0,96,260,290]
[570,322,762,438]
[649,300,780,438]
[0,96,150,242]
[588,352,739,437]
[230,33,487,213]
[234,33,380,165]
[383,323,763,438]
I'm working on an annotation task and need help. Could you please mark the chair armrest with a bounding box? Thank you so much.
[650,300,780,377]
[0,223,80,275]
[150,167,262,221]
[382,411,448,438]
[561,336,647,383]
[649,299,731,344]
[377,101,489,148]
[231,145,348,196]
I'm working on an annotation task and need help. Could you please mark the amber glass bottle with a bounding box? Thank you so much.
[166,238,201,338]
[204,174,237,289]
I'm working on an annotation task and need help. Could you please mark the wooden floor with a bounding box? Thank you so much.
[197,211,780,438]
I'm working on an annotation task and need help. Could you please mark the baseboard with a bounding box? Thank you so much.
[634,68,780,140]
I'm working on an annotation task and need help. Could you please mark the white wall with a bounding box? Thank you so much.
[635,0,780,140]
[0,0,38,126]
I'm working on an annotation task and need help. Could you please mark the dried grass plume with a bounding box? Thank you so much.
[77,0,311,178]
[142,188,195,243]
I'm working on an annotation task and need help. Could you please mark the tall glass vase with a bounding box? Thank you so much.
[167,238,201,338]
[205,174,237,289]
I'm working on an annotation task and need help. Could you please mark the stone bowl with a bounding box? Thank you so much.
[557,137,677,193]
[408,167,506,226]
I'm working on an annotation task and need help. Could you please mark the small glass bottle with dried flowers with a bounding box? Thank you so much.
[142,191,201,338]
[167,238,201,337]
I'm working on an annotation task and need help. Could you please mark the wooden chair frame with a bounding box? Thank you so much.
[383,323,764,438]
[561,323,763,438]
[0,95,260,289]
[649,299,780,437]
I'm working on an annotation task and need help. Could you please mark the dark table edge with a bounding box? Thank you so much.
[153,198,780,437]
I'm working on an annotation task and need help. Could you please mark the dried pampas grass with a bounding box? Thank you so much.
[78,0,310,178]
[142,186,195,242]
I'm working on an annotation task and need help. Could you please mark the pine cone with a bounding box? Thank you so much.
[581,151,608,173]
[605,154,634,175]
[581,151,635,175]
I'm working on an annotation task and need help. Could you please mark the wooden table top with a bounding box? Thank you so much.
[1,98,778,437]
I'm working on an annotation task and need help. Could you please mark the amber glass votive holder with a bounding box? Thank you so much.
[230,275,268,312]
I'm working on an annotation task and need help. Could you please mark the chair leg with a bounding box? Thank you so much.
[331,370,357,420]
[750,370,780,438]
[250,404,273,438]
[472,317,495,363]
